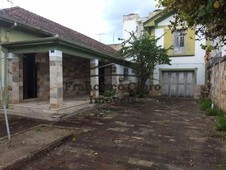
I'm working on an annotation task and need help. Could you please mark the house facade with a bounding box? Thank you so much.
[0,7,132,120]
[123,10,206,98]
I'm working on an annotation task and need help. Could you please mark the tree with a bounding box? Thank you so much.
[156,0,226,47]
[119,32,171,97]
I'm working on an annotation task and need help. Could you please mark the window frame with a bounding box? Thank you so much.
[173,30,186,54]
[123,67,129,80]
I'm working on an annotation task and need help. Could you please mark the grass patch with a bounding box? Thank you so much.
[200,98,212,111]
[219,164,226,170]
[103,88,116,97]
[206,107,224,117]
[199,99,226,132]
[216,115,226,131]
[206,108,218,116]
[212,130,226,140]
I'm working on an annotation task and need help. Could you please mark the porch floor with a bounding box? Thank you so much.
[5,95,94,121]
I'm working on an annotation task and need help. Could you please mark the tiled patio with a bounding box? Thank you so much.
[6,95,94,121]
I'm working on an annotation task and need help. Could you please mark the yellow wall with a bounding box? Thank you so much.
[164,28,195,56]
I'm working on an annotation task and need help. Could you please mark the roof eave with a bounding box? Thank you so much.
[0,14,54,37]
[143,9,173,28]
[1,37,136,69]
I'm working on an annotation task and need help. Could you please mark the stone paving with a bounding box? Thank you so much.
[1,98,226,169]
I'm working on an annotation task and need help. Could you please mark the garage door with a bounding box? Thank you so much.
[161,71,195,97]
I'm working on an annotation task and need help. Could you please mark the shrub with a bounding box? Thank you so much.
[216,116,226,131]
[103,89,115,97]
[217,109,225,117]
[200,98,212,111]
[206,108,218,116]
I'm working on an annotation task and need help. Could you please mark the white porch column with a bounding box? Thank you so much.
[90,59,99,97]
[49,50,63,109]
[8,53,20,104]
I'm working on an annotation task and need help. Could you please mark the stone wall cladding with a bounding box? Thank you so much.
[63,55,90,97]
[36,53,50,99]
[104,65,112,86]
[36,54,90,99]
[209,57,226,112]
[7,53,90,104]
[19,56,23,101]
[8,54,20,103]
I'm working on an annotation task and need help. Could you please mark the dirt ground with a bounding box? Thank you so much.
[0,115,45,138]
[0,125,72,170]
[1,98,226,170]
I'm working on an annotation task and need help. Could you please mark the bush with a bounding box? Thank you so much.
[201,99,226,132]
[103,89,115,97]
[216,116,226,131]
[206,107,226,117]
[217,109,225,117]
[200,98,212,111]
[206,108,218,116]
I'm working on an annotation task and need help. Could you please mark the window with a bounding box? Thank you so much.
[124,67,129,79]
[131,69,136,74]
[174,30,185,54]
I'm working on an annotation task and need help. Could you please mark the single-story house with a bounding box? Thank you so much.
[0,6,132,120]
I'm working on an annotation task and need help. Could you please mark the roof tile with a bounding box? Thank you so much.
[0,6,117,56]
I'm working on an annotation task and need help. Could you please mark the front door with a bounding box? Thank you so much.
[99,65,105,94]
[23,54,37,99]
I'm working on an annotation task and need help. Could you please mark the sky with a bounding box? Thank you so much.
[1,0,158,44]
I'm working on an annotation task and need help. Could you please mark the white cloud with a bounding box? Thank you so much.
[1,0,158,44]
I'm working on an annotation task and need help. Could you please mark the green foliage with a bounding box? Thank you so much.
[103,88,115,97]
[200,98,212,111]
[199,98,226,131]
[206,108,218,116]
[216,109,225,118]
[216,116,226,131]
[219,165,226,170]
[156,0,226,46]
[206,107,225,116]
[118,31,171,97]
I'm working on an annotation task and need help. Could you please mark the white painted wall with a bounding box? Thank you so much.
[222,46,226,56]
[122,12,206,87]
[122,13,148,40]
[158,15,175,26]
[123,14,140,40]
[120,13,146,84]
[153,17,206,86]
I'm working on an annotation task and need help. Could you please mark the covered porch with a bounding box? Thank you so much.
[1,37,133,120]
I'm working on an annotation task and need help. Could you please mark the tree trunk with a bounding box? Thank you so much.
[137,77,147,98]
